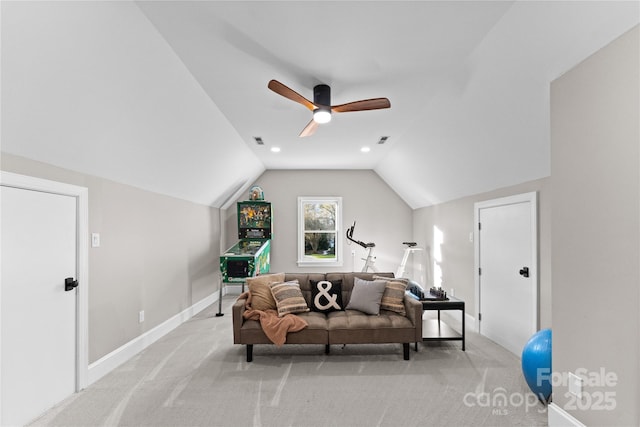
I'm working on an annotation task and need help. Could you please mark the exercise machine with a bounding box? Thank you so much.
[396,241,423,279]
[346,221,424,277]
[346,222,378,273]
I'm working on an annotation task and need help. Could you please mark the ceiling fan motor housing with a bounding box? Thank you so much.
[312,84,332,123]
[314,84,331,107]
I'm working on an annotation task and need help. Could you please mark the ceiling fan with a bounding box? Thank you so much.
[267,79,391,137]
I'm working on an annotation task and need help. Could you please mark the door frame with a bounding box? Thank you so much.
[473,191,538,335]
[0,171,89,422]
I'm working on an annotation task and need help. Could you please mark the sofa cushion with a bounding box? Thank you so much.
[270,280,310,317]
[310,279,343,313]
[247,272,285,311]
[345,277,387,315]
[327,309,416,344]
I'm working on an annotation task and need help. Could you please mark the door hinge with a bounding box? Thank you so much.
[478,313,482,321]
[478,267,482,275]
[478,222,481,230]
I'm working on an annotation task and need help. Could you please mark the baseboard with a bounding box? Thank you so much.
[438,310,476,333]
[87,292,218,386]
[548,403,586,427]
[224,283,245,295]
[465,312,475,331]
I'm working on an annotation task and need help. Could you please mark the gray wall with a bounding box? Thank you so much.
[412,177,552,327]
[1,153,221,363]
[225,170,413,275]
[550,26,639,425]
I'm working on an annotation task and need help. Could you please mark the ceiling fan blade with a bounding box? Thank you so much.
[268,80,316,111]
[331,98,391,113]
[299,119,319,137]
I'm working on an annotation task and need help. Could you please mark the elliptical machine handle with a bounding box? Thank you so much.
[346,221,356,240]
[346,221,373,249]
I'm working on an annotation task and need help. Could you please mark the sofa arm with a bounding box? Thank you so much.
[232,297,247,344]
[404,295,423,342]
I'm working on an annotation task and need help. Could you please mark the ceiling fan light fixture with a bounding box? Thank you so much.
[313,107,331,124]
[267,80,390,137]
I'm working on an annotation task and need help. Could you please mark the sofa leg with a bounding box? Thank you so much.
[403,343,410,360]
[325,344,330,354]
[246,344,253,362]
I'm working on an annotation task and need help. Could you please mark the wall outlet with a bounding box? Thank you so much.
[568,372,583,398]
[139,310,145,323]
[450,288,455,297]
[91,233,100,248]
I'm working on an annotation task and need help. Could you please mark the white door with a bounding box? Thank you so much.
[475,192,538,356]
[1,185,77,426]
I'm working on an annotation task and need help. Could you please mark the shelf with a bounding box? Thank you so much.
[422,319,463,341]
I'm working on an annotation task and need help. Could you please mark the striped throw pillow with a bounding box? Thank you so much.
[270,280,310,317]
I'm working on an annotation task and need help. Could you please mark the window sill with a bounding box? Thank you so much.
[297,260,343,268]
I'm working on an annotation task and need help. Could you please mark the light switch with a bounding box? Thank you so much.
[91,233,100,248]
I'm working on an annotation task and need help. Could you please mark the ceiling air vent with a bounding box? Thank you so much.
[377,136,389,145]
[254,137,264,145]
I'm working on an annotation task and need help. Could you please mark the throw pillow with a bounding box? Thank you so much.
[310,279,343,313]
[345,277,387,315]
[373,275,408,284]
[247,272,285,311]
[380,280,408,316]
[270,280,310,317]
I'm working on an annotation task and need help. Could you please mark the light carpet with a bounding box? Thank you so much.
[30,297,548,427]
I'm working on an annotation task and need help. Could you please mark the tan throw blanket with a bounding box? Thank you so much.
[239,291,308,346]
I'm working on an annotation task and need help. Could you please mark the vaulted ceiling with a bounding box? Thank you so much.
[2,1,638,208]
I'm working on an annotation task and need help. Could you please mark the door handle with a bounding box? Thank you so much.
[65,277,78,291]
[519,267,529,278]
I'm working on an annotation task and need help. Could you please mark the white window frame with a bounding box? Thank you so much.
[297,196,343,267]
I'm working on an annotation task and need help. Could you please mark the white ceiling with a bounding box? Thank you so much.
[2,1,638,208]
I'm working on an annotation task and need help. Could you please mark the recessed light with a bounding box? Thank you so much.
[361,146,371,153]
[270,146,281,153]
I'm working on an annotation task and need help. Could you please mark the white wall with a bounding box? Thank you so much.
[1,1,245,363]
[1,1,263,207]
[1,154,221,363]
[550,25,639,426]
[412,177,552,327]
[226,170,414,275]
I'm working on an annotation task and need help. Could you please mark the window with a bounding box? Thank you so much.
[297,197,342,267]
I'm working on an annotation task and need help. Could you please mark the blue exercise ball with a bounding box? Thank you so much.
[521,328,552,402]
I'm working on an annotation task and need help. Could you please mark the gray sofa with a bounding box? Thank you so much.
[232,272,423,362]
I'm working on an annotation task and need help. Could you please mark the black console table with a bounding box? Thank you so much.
[418,295,465,351]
